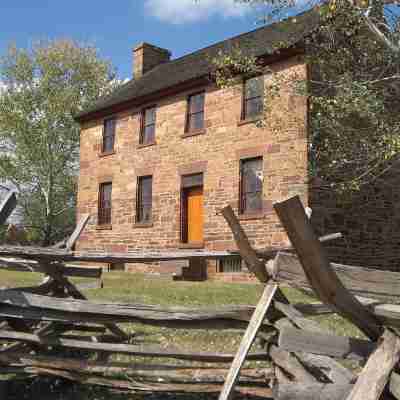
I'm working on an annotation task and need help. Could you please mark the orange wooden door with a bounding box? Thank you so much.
[187,187,204,243]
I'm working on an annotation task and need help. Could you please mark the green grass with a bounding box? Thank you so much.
[0,270,364,350]
[90,272,266,305]
[0,270,363,399]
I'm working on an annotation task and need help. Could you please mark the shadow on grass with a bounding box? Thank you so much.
[1,377,272,400]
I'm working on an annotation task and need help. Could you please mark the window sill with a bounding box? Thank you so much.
[179,242,205,249]
[237,117,261,127]
[133,222,154,228]
[96,224,112,230]
[137,142,157,149]
[181,129,206,138]
[99,150,116,158]
[238,212,265,221]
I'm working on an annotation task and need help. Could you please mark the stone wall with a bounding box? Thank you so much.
[76,56,309,278]
[310,170,400,270]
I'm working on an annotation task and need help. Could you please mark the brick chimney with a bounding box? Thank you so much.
[133,43,171,79]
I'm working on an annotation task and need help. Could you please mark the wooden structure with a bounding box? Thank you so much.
[1,195,400,399]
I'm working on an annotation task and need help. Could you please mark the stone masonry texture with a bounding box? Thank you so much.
[76,56,309,279]
[310,169,400,271]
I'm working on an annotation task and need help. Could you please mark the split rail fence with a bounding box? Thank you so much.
[0,191,400,399]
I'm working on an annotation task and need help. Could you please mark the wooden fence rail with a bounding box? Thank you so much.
[0,195,400,399]
[0,290,274,330]
[274,251,400,301]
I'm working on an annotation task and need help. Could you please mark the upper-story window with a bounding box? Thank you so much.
[243,76,264,120]
[102,118,116,153]
[136,175,153,223]
[98,182,112,225]
[140,106,157,145]
[240,157,263,214]
[186,92,205,132]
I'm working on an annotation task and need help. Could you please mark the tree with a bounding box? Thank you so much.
[213,0,400,193]
[0,39,118,245]
[306,1,400,191]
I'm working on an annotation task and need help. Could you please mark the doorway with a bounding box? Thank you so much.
[181,173,204,244]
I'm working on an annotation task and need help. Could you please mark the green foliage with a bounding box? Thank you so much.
[306,2,400,192]
[211,47,281,128]
[211,47,264,88]
[0,39,118,244]
[213,1,400,195]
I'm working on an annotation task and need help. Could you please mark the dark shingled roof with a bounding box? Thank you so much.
[76,9,320,121]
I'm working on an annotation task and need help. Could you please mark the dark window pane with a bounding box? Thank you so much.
[245,76,264,99]
[240,157,263,214]
[182,173,203,189]
[137,176,153,223]
[104,119,116,135]
[143,124,155,144]
[141,107,157,144]
[102,119,115,152]
[140,206,152,223]
[103,136,114,153]
[140,107,156,144]
[244,76,264,120]
[244,192,263,212]
[245,97,263,118]
[189,112,204,131]
[99,182,112,225]
[145,107,156,125]
[243,172,262,193]
[141,176,152,201]
[187,93,205,132]
[243,158,263,174]
[189,93,205,114]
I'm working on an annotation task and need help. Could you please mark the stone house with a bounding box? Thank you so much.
[74,10,348,280]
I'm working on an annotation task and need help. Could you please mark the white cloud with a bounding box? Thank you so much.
[145,0,252,24]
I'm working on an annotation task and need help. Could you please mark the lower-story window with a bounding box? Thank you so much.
[136,175,153,223]
[98,182,112,225]
[240,157,263,214]
[219,257,243,273]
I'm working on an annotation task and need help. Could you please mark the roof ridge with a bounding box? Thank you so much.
[166,8,315,66]
[123,8,316,85]
[76,7,320,121]
[85,16,281,101]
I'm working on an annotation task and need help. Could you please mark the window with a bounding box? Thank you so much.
[186,92,205,132]
[136,176,153,223]
[140,106,156,145]
[243,76,264,120]
[98,182,112,225]
[219,257,242,273]
[240,157,263,214]
[102,118,116,153]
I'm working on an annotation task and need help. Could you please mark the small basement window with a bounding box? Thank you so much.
[219,257,242,273]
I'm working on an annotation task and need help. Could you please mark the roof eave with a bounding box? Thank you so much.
[74,45,305,124]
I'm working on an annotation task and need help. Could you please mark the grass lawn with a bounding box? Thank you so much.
[0,270,364,399]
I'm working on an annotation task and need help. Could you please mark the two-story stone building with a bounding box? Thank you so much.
[74,10,320,280]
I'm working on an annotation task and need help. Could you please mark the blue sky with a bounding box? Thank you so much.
[0,1,277,80]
